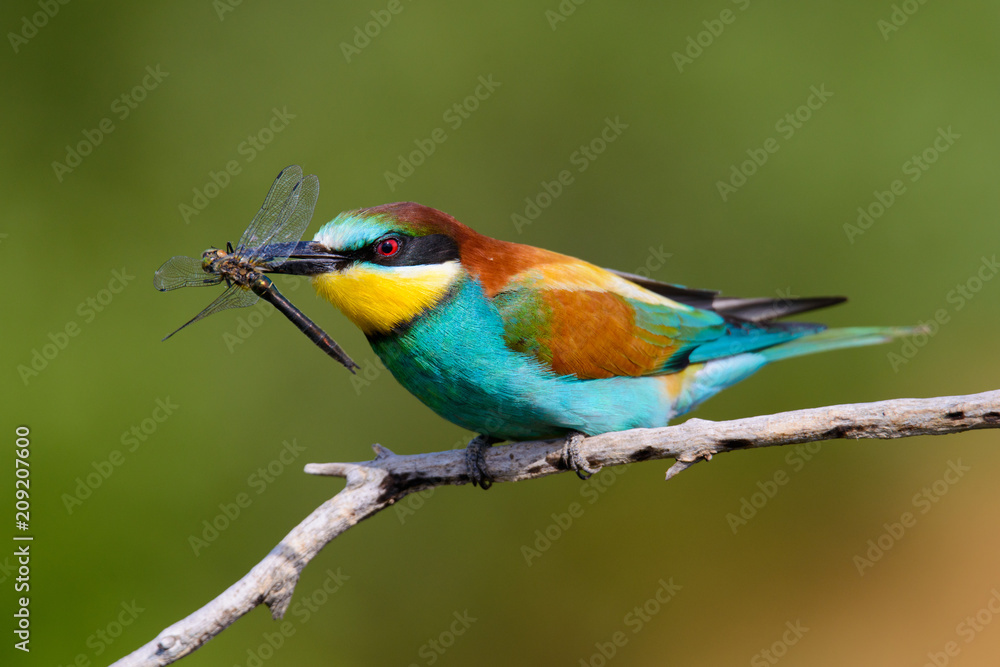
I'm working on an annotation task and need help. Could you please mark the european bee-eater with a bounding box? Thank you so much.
[262,202,910,488]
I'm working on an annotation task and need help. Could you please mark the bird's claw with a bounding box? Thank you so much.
[465,435,496,490]
[561,431,600,480]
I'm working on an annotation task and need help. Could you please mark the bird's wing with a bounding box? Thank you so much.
[491,259,829,380]
[489,259,718,379]
[607,269,846,322]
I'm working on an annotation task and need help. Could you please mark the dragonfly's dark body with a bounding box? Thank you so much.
[154,166,358,372]
[203,247,251,285]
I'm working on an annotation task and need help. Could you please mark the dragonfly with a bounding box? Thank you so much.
[153,165,358,373]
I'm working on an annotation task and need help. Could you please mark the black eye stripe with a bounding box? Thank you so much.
[366,233,459,267]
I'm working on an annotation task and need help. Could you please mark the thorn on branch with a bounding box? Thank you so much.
[372,443,396,458]
[664,451,713,481]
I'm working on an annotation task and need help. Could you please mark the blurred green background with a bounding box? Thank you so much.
[3,1,999,665]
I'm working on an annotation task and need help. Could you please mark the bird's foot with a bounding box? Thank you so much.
[466,434,499,490]
[561,431,600,480]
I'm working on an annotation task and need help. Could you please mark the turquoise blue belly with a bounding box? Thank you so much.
[368,277,678,440]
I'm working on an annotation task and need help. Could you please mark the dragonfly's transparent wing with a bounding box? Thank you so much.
[266,174,318,246]
[153,255,222,291]
[238,165,304,251]
[161,285,259,341]
[245,174,319,265]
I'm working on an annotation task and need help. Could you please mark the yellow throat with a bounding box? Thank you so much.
[312,261,461,335]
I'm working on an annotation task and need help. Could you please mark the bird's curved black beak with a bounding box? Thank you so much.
[256,241,348,276]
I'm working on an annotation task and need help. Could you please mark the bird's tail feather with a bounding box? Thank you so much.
[758,326,920,363]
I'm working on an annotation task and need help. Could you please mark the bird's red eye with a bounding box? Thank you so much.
[376,238,400,257]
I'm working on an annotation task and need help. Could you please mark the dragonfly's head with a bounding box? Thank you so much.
[261,203,467,335]
[200,248,227,273]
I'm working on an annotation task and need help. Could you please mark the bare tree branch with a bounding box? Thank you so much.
[111,389,999,666]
